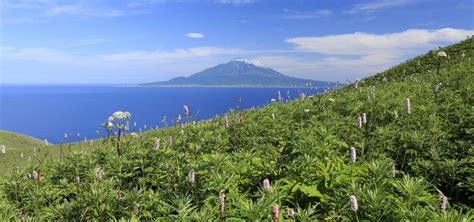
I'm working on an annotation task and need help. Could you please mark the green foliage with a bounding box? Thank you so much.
[1,38,473,220]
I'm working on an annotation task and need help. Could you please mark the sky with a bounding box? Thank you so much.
[0,0,473,84]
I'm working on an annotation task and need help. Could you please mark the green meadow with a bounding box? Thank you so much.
[0,38,473,220]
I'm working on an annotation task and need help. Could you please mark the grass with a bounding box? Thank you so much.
[0,37,473,220]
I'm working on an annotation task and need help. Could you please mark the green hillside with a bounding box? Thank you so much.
[0,130,47,175]
[1,38,473,220]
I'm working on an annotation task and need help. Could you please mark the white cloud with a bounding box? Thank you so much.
[282,9,332,20]
[346,0,416,14]
[286,28,474,56]
[186,32,205,39]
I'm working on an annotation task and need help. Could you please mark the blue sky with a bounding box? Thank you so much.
[0,0,472,84]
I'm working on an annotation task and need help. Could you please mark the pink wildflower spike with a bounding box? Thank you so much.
[183,105,189,117]
[272,203,279,222]
[167,135,173,147]
[95,167,103,181]
[405,98,411,114]
[153,138,160,151]
[299,92,305,101]
[350,147,356,163]
[263,178,271,193]
[219,189,225,218]
[188,169,195,184]
[224,116,229,128]
[32,170,40,184]
[350,195,358,212]
[439,195,448,211]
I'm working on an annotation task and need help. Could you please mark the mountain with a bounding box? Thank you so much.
[140,59,333,87]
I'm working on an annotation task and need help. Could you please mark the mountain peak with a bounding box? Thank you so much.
[141,59,332,87]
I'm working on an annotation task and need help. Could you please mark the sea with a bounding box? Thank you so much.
[0,85,324,144]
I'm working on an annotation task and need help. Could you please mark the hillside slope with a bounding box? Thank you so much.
[1,38,473,220]
[141,60,333,87]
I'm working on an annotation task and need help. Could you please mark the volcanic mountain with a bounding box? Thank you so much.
[140,59,331,87]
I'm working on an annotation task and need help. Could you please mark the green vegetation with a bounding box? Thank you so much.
[1,38,473,220]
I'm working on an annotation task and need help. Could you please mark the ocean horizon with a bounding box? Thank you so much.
[0,85,324,143]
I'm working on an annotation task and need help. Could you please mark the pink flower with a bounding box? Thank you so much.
[188,169,195,184]
[350,147,356,163]
[299,92,305,101]
[439,195,448,211]
[287,208,295,217]
[350,195,358,212]
[263,178,271,192]
[153,138,160,151]
[219,189,225,218]
[183,105,190,117]
[32,170,40,184]
[272,203,279,222]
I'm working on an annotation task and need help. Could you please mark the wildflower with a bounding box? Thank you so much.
[44,139,49,147]
[219,189,225,218]
[235,113,242,124]
[271,98,276,103]
[277,91,282,102]
[439,195,448,211]
[64,133,68,139]
[263,178,271,192]
[144,124,147,130]
[176,114,181,123]
[350,147,356,163]
[405,98,411,114]
[153,138,160,151]
[272,113,275,120]
[461,52,465,59]
[183,105,190,117]
[133,203,140,215]
[95,167,103,181]
[437,51,447,57]
[362,113,367,124]
[75,176,81,185]
[167,135,173,147]
[112,111,131,120]
[194,144,200,155]
[88,140,93,146]
[224,116,229,128]
[417,60,421,66]
[32,170,40,184]
[353,79,359,89]
[1,145,5,154]
[272,203,279,222]
[357,116,362,129]
[350,195,358,212]
[287,208,295,217]
[390,163,396,178]
[328,98,335,102]
[116,190,122,200]
[63,198,69,204]
[188,169,195,184]
[432,83,442,93]
[299,92,305,101]
[20,153,23,158]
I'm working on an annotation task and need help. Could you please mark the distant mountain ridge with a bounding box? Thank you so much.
[140,59,332,87]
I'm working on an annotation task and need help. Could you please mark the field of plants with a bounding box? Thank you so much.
[0,38,473,221]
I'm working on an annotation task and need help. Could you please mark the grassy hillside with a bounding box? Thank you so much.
[1,38,473,221]
[0,130,47,175]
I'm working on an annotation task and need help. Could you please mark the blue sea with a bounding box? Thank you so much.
[0,86,323,143]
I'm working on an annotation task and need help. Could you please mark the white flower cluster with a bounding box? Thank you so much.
[437,51,447,57]
[111,111,131,120]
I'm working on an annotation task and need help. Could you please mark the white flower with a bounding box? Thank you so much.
[271,98,276,103]
[405,98,411,114]
[437,51,447,57]
[1,145,5,154]
[362,113,367,124]
[112,111,131,120]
